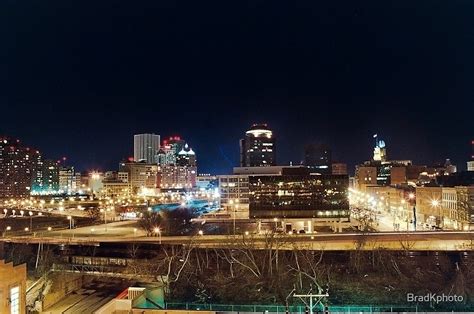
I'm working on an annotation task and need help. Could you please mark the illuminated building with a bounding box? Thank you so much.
[414,186,474,230]
[119,161,158,193]
[240,123,276,167]
[158,165,196,190]
[156,136,186,166]
[0,136,41,198]
[415,186,443,227]
[304,143,331,174]
[196,174,218,190]
[219,166,331,221]
[157,140,197,190]
[372,134,387,162]
[248,168,350,233]
[32,159,60,194]
[59,166,75,193]
[134,133,160,164]
[354,165,378,191]
[88,172,104,194]
[101,172,131,198]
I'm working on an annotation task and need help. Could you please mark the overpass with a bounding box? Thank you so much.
[1,230,474,251]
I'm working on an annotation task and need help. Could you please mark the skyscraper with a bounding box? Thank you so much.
[156,136,185,166]
[303,143,332,174]
[134,133,160,163]
[157,141,197,189]
[240,123,276,167]
[373,134,387,162]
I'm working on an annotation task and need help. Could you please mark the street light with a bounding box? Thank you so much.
[3,226,11,237]
[154,227,162,244]
[431,200,441,228]
[198,230,203,236]
[67,215,72,229]
[229,199,239,235]
[29,211,33,231]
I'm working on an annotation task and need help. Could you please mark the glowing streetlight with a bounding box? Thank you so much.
[47,227,52,231]
[154,227,162,244]
[198,230,204,236]
[67,215,73,230]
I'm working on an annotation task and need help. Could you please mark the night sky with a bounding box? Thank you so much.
[1,0,474,174]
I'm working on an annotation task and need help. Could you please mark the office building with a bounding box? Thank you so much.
[102,172,132,198]
[157,140,197,190]
[59,166,75,193]
[196,174,218,190]
[31,159,60,194]
[119,161,158,193]
[240,123,276,167]
[249,169,350,232]
[158,165,197,190]
[219,166,306,217]
[133,133,160,164]
[304,143,331,174]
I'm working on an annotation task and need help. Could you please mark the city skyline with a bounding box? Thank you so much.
[0,129,473,175]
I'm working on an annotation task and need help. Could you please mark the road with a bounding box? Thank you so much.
[1,221,474,251]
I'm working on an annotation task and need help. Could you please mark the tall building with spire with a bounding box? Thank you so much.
[240,123,276,167]
[372,134,387,162]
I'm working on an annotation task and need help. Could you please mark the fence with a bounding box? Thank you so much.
[162,302,419,313]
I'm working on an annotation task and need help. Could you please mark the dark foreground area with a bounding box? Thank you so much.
[4,241,474,312]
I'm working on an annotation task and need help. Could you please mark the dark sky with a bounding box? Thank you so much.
[1,0,474,174]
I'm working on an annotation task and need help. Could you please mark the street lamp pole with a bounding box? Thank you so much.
[29,211,33,231]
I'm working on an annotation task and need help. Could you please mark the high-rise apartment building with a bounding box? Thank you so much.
[240,124,276,167]
[134,133,160,164]
[0,137,42,198]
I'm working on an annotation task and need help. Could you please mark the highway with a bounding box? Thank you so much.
[1,221,473,251]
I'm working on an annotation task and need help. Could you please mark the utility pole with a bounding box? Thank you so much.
[293,288,329,314]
